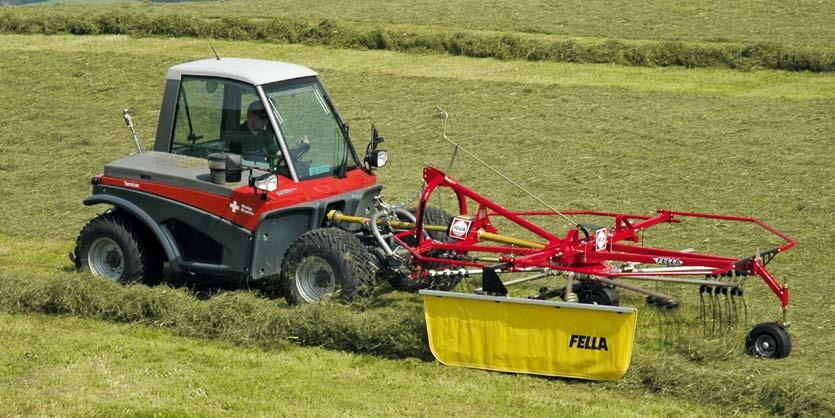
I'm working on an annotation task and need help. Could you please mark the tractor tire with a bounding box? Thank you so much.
[746,322,792,359]
[280,228,376,305]
[412,206,454,243]
[566,282,620,306]
[73,211,164,284]
[389,207,460,292]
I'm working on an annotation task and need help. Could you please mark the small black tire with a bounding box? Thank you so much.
[280,228,376,305]
[746,322,792,359]
[567,282,620,306]
[73,211,163,284]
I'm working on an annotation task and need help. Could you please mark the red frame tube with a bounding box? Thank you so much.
[402,167,796,310]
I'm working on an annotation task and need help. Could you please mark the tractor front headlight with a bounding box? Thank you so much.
[253,173,278,192]
[369,149,388,168]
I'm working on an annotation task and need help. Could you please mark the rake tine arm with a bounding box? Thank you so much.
[664,210,797,252]
[592,277,675,302]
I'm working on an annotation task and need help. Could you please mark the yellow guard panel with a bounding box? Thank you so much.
[420,290,638,380]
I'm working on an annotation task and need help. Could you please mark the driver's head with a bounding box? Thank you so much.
[246,100,268,133]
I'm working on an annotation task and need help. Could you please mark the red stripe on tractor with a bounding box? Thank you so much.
[99,169,377,231]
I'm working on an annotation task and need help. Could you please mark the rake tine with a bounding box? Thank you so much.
[723,288,732,332]
[710,286,718,336]
[700,285,708,337]
[715,286,724,335]
[729,272,738,327]
[741,289,749,326]
[730,288,738,327]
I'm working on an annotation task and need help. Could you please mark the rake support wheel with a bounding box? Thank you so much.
[746,322,792,359]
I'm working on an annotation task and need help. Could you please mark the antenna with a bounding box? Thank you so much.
[437,107,457,173]
[210,44,220,60]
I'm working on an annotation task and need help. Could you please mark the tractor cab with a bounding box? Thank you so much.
[154,58,367,183]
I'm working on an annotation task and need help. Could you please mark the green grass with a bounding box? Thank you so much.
[2,312,750,417]
[14,0,835,46]
[0,34,833,416]
[1,2,833,72]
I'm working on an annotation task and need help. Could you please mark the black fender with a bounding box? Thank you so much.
[251,205,316,280]
[249,184,382,280]
[83,194,180,262]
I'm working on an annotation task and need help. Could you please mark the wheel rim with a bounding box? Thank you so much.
[87,237,124,280]
[294,256,336,303]
[753,334,778,357]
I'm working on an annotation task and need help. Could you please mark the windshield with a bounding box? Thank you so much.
[264,79,358,180]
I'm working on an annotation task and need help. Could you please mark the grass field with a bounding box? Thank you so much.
[13,0,835,46]
[2,1,833,72]
[0,1,833,415]
[1,312,763,417]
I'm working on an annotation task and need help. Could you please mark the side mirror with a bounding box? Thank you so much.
[208,153,243,184]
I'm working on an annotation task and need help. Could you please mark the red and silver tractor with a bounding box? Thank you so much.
[73,58,796,379]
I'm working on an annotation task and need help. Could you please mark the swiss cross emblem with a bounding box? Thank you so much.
[229,201,240,213]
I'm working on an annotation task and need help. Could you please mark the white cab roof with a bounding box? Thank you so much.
[166,58,317,86]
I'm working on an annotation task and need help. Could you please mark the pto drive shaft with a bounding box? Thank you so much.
[327,210,545,249]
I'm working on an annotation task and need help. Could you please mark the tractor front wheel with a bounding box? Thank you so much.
[281,228,376,305]
[746,322,792,359]
[73,211,163,284]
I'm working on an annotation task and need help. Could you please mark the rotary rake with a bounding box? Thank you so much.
[329,165,796,380]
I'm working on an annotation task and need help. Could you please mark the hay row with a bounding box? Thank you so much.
[0,10,832,72]
[0,270,830,416]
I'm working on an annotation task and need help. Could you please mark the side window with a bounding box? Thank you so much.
[172,77,224,154]
[171,77,284,173]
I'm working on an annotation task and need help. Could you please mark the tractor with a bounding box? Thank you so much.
[73,58,393,305]
[73,58,797,380]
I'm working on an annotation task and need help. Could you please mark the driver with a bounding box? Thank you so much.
[233,101,280,156]
[230,101,310,163]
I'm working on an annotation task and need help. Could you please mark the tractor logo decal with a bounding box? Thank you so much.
[229,201,254,216]
[123,181,140,189]
[569,334,608,351]
[653,257,683,266]
[449,217,473,240]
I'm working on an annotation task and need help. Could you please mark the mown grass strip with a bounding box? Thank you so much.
[0,270,831,416]
[1,312,759,418]
[0,271,430,360]
[4,34,831,100]
[0,9,832,72]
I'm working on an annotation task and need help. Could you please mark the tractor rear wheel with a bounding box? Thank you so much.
[390,207,460,292]
[281,228,376,305]
[746,322,792,359]
[567,282,620,306]
[73,211,163,284]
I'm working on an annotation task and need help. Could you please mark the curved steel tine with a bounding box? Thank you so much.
[700,285,708,337]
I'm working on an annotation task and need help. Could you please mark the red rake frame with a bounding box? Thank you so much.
[395,167,796,311]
